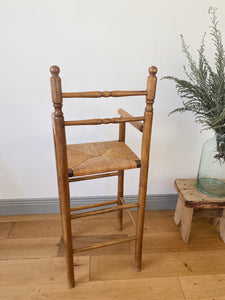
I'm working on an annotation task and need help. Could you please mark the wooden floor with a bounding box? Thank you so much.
[1,210,225,299]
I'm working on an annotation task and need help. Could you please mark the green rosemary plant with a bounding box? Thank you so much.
[163,7,225,161]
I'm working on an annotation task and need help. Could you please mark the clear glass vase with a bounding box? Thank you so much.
[197,133,225,197]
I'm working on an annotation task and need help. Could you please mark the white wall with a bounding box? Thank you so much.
[1,0,225,199]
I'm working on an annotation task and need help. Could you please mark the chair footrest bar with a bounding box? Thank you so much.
[70,203,139,219]
[120,197,137,226]
[73,236,137,253]
[70,199,119,212]
[69,171,120,182]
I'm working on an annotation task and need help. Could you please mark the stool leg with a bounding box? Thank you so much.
[174,196,183,225]
[220,209,225,243]
[212,217,220,226]
[117,170,124,231]
[181,206,194,244]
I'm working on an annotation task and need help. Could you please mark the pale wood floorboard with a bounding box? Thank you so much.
[0,256,89,286]
[1,278,185,300]
[90,250,225,281]
[179,274,225,300]
[58,234,130,256]
[0,237,59,259]
[0,210,225,299]
[0,222,14,239]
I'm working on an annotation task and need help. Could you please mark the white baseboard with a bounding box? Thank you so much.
[0,194,177,215]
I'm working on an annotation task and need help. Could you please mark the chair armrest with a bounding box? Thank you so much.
[118,108,143,132]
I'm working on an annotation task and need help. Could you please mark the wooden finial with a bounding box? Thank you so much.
[148,66,157,77]
[50,65,60,76]
[50,65,63,116]
[145,66,158,103]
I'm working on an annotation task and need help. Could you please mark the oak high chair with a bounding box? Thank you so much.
[50,65,157,288]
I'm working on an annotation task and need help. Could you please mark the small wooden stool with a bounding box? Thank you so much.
[174,179,225,243]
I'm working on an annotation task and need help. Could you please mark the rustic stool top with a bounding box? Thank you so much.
[174,179,225,209]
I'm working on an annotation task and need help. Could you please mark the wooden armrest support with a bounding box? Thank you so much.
[118,108,143,132]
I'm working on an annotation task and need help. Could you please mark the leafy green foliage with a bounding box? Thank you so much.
[163,7,225,138]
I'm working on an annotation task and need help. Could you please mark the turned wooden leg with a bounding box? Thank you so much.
[60,199,75,288]
[117,122,126,231]
[174,196,183,225]
[135,66,157,271]
[180,206,194,244]
[117,170,124,231]
[220,209,225,243]
[135,186,147,271]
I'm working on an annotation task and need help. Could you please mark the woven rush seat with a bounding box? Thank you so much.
[67,140,140,177]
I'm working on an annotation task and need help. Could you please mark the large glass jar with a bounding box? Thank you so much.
[197,133,225,197]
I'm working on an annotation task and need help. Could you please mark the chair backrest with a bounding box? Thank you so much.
[50,65,157,182]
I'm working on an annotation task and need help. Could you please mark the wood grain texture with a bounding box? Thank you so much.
[174,196,183,225]
[134,232,225,253]
[135,66,157,271]
[120,197,136,226]
[64,116,145,126]
[67,141,140,176]
[50,65,75,287]
[179,274,225,300]
[69,171,119,182]
[0,278,185,300]
[175,179,225,208]
[2,211,225,298]
[70,199,118,212]
[0,237,59,259]
[0,222,14,239]
[62,90,148,98]
[180,206,194,243]
[220,208,225,242]
[70,202,138,219]
[117,119,125,230]
[174,179,225,244]
[8,220,62,239]
[0,256,89,286]
[73,236,136,254]
[90,250,225,281]
[58,235,130,256]
[0,214,61,223]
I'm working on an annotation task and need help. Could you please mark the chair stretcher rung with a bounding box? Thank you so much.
[70,202,139,219]
[120,197,137,226]
[73,236,137,254]
[70,199,119,212]
[69,171,119,182]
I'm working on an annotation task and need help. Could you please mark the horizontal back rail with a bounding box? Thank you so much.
[62,90,147,98]
[64,116,145,126]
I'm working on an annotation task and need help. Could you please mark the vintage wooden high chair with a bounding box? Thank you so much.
[50,65,157,288]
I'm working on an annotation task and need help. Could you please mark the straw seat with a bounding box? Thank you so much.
[67,141,140,177]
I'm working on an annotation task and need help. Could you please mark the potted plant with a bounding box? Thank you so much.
[163,7,225,197]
